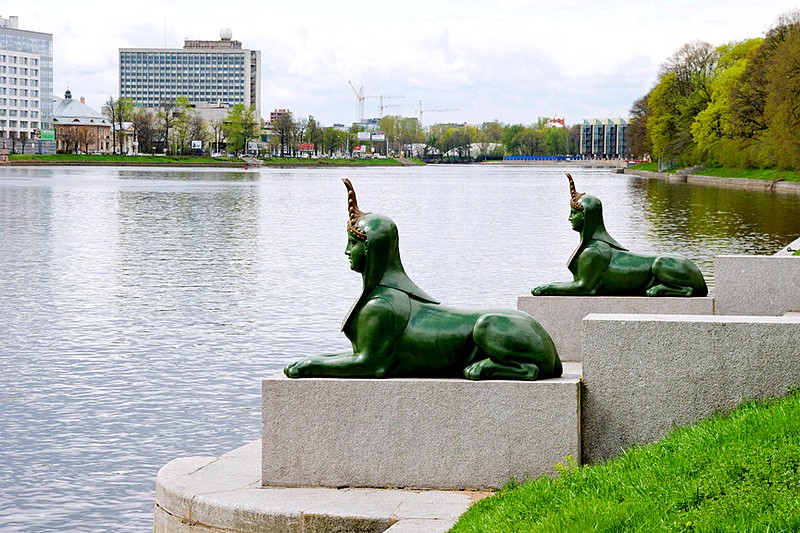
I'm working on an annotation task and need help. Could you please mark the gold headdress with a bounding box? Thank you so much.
[566,173,585,212]
[343,178,367,240]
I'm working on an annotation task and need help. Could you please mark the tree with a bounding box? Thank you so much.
[57,127,78,153]
[157,100,177,155]
[730,11,800,140]
[501,124,524,154]
[187,114,210,155]
[764,27,800,169]
[690,39,761,161]
[271,112,294,156]
[222,104,259,155]
[133,107,158,154]
[210,118,226,154]
[104,96,134,154]
[76,128,96,154]
[627,94,653,159]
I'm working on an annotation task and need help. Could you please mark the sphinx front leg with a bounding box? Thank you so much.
[284,352,389,378]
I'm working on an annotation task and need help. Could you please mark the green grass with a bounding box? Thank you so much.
[629,162,659,172]
[450,388,800,532]
[694,167,800,182]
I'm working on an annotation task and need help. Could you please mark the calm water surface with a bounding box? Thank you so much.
[1,165,798,531]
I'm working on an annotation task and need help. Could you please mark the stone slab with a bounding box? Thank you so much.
[262,368,582,490]
[581,313,800,464]
[154,440,481,533]
[715,255,800,315]
[517,295,714,362]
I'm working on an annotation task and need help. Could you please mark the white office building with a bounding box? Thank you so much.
[119,29,261,121]
[0,15,55,154]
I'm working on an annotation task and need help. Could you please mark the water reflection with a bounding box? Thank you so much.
[0,165,798,532]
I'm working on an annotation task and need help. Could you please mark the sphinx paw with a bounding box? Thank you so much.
[284,361,303,378]
[464,360,489,380]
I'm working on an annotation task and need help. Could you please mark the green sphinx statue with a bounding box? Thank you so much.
[532,173,708,297]
[284,179,562,381]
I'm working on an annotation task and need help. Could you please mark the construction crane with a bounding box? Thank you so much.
[348,81,378,122]
[378,95,404,117]
[417,100,460,125]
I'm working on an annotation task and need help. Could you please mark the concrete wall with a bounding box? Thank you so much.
[262,371,581,491]
[714,255,800,316]
[518,296,714,362]
[581,313,800,464]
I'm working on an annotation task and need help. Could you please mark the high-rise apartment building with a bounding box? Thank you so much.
[0,15,55,153]
[119,29,261,120]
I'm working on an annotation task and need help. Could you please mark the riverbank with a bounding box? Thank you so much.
[625,166,800,194]
[1,154,424,167]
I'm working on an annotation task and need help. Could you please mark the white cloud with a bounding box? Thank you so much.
[5,0,799,125]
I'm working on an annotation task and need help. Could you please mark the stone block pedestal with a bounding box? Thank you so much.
[518,295,715,362]
[262,367,581,491]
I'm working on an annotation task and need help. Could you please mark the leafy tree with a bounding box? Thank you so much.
[691,39,761,160]
[647,41,718,160]
[223,104,259,155]
[764,27,800,169]
[321,126,346,156]
[544,127,570,155]
[501,124,525,153]
[104,96,134,154]
[170,96,193,154]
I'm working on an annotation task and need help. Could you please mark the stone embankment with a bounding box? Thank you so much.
[625,168,800,194]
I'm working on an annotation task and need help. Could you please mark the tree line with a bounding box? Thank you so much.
[99,96,258,156]
[627,11,800,170]
[93,100,582,161]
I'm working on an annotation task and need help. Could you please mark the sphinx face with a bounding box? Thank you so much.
[569,208,584,232]
[345,234,367,272]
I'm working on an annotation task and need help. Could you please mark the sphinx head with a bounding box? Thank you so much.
[567,173,606,241]
[342,178,403,290]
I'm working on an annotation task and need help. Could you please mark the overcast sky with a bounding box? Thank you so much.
[5,0,799,126]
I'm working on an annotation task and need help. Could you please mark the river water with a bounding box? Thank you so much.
[0,165,798,531]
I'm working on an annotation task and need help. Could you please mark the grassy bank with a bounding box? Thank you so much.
[629,162,800,182]
[5,154,423,167]
[451,388,800,532]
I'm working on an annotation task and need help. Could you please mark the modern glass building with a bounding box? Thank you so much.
[0,15,55,154]
[119,30,261,120]
[580,118,629,159]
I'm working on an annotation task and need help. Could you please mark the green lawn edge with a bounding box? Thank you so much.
[628,162,800,182]
[451,388,800,532]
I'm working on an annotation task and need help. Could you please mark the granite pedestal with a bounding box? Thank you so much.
[714,255,800,316]
[517,295,715,362]
[262,365,582,491]
[581,313,800,464]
